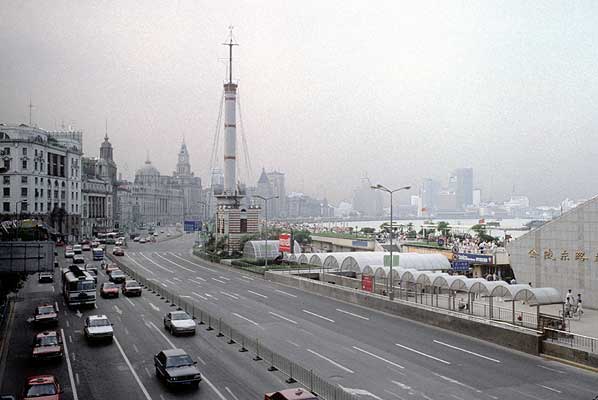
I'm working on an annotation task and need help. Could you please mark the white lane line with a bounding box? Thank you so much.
[125,297,135,307]
[124,327,129,335]
[124,255,156,275]
[450,395,465,400]
[148,321,177,349]
[432,373,481,393]
[75,373,80,386]
[384,389,407,400]
[52,286,55,292]
[510,388,544,400]
[189,279,203,286]
[248,290,268,299]
[212,278,226,284]
[69,335,73,343]
[269,311,298,324]
[192,292,208,300]
[203,377,228,400]
[433,340,501,363]
[133,344,139,353]
[336,308,369,320]
[232,312,259,326]
[536,384,562,394]
[220,291,239,300]
[114,336,153,400]
[537,364,566,374]
[276,289,297,298]
[60,328,79,400]
[54,301,60,312]
[139,253,174,273]
[225,387,240,400]
[306,348,354,373]
[204,293,219,300]
[72,352,76,361]
[240,275,254,281]
[66,320,70,328]
[144,367,151,378]
[194,276,207,282]
[167,252,213,272]
[219,276,231,281]
[303,309,335,323]
[154,252,194,272]
[114,305,123,315]
[352,346,404,369]
[286,340,300,347]
[395,343,451,365]
[148,302,160,312]
[172,277,182,282]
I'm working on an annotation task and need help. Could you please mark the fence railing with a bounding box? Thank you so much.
[544,328,598,355]
[108,255,357,400]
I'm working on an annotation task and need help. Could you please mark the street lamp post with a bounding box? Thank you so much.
[197,201,207,247]
[370,184,411,300]
[254,195,279,268]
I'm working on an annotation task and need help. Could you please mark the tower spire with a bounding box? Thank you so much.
[28,97,35,126]
[222,26,238,84]
[104,118,109,140]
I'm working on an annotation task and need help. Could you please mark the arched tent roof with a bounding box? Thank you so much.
[432,275,469,291]
[519,287,563,306]
[393,253,451,271]
[340,253,386,272]
[370,265,401,281]
[287,253,298,263]
[308,254,323,266]
[362,265,376,276]
[297,253,311,264]
[322,253,352,269]
[243,240,299,262]
[488,283,531,299]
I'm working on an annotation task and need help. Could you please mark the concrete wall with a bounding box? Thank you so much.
[267,271,542,355]
[0,241,55,273]
[542,341,598,369]
[507,197,598,308]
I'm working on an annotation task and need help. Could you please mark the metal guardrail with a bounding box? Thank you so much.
[109,256,357,400]
[544,328,598,355]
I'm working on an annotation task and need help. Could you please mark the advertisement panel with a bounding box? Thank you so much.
[451,260,470,271]
[361,275,373,292]
[183,220,202,232]
[456,252,493,264]
[279,233,292,253]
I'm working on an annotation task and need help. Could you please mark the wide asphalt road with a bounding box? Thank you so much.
[0,235,294,399]
[116,232,598,400]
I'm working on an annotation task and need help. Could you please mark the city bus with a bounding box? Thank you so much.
[61,265,96,308]
[92,247,104,261]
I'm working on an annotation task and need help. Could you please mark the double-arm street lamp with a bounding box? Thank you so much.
[370,184,411,300]
[197,201,208,247]
[253,195,279,268]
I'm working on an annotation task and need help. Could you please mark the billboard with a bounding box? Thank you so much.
[361,275,373,292]
[0,241,55,273]
[456,252,493,264]
[279,233,292,253]
[184,220,202,232]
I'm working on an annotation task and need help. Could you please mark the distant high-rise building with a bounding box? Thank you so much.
[352,177,383,217]
[266,170,286,218]
[421,178,440,215]
[473,188,481,207]
[452,168,473,210]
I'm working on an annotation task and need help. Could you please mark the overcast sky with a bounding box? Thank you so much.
[1,1,598,205]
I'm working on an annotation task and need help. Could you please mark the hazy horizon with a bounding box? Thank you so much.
[2,1,598,206]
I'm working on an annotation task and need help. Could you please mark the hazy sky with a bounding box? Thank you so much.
[2,1,598,205]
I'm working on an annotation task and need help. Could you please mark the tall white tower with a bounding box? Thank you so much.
[223,34,238,197]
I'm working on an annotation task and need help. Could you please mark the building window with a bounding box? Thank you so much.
[35,189,39,198]
[3,187,9,197]
[40,202,43,212]
[34,161,38,171]
[71,204,74,213]
[61,190,65,199]
[22,147,27,156]
[76,204,78,213]
[54,190,58,199]
[3,159,10,171]
[21,176,27,184]
[22,160,27,170]
[3,176,9,185]
[21,202,28,212]
[35,149,37,157]
[34,177,38,185]
[21,187,28,197]
[34,202,38,212]
[60,202,65,209]
[3,202,9,212]
[47,202,51,211]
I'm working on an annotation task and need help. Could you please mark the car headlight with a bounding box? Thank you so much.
[193,374,201,379]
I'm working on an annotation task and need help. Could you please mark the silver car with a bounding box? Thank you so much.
[84,315,114,342]
[164,311,196,336]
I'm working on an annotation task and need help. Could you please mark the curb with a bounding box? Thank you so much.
[541,353,598,373]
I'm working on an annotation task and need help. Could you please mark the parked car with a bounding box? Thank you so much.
[108,270,126,284]
[264,388,319,400]
[82,243,91,252]
[122,280,142,297]
[163,311,196,336]
[32,331,63,360]
[84,315,113,342]
[73,244,82,254]
[33,304,58,325]
[154,349,201,388]
[100,282,120,298]
[112,247,125,256]
[64,247,74,258]
[38,272,54,283]
[73,255,85,264]
[22,375,62,400]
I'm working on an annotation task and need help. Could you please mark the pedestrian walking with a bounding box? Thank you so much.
[566,289,573,304]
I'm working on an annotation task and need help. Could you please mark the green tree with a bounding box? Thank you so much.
[437,221,450,237]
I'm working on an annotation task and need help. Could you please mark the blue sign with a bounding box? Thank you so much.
[456,252,493,264]
[452,260,470,271]
[184,220,202,232]
[352,240,369,247]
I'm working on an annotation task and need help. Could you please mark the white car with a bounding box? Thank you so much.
[139,237,147,244]
[133,236,141,242]
[84,315,114,342]
[73,244,83,254]
[164,310,196,336]
[65,248,75,258]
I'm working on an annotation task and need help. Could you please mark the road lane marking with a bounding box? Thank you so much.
[125,297,135,307]
[225,387,240,400]
[537,364,566,374]
[248,290,268,298]
[75,373,80,386]
[303,309,335,323]
[287,340,300,347]
[391,381,413,391]
[336,308,369,320]
[66,320,70,328]
[269,311,297,324]
[450,395,465,400]
[276,289,297,298]
[114,305,123,315]
[194,276,207,282]
[432,373,481,393]
[154,252,194,272]
[133,344,139,353]
[139,253,174,273]
[220,291,239,299]
[212,278,226,284]
[144,367,151,378]
[509,388,544,400]
[114,336,153,400]
[205,293,218,300]
[55,301,60,312]
[384,389,407,400]
[233,312,259,326]
[536,384,561,394]
[192,292,208,300]
[240,275,254,281]
[189,279,203,286]
[352,346,404,369]
[172,277,182,282]
[395,343,451,365]
[148,321,176,349]
[433,340,501,363]
[69,335,73,343]
[60,328,79,400]
[148,302,160,312]
[165,279,175,285]
[306,348,354,373]
[219,276,231,280]
[124,255,156,275]
[167,252,213,272]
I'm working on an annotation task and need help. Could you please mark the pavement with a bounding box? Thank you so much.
[0,228,294,400]
[113,232,598,400]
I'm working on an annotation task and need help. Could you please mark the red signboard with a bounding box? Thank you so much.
[279,233,292,253]
[361,275,373,292]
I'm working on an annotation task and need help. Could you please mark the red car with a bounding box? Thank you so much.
[100,282,119,298]
[265,388,319,400]
[33,304,58,325]
[32,331,63,360]
[22,375,62,400]
[105,263,120,274]
[112,247,124,256]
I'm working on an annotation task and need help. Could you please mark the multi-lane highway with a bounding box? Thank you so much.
[116,233,597,400]
[0,234,294,400]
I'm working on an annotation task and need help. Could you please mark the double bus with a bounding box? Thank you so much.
[61,265,96,308]
[92,247,104,261]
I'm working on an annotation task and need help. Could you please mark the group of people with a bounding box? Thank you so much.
[564,289,583,318]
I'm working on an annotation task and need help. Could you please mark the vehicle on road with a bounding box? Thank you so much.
[73,244,82,254]
[112,247,124,256]
[61,265,96,308]
[104,263,119,274]
[84,315,114,342]
[166,233,171,237]
[85,265,98,284]
[264,388,319,400]
[32,331,63,360]
[73,255,85,264]
[154,349,201,388]
[139,237,147,244]
[82,243,91,252]
[64,247,74,258]
[33,304,58,326]
[100,282,119,298]
[92,247,104,261]
[38,272,54,283]
[55,240,65,247]
[91,240,100,248]
[22,375,62,400]
[122,280,142,296]
[163,311,196,336]
[133,236,140,242]
[115,238,124,246]
[108,269,126,284]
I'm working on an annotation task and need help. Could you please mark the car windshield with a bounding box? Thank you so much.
[37,306,55,314]
[89,318,110,327]
[172,313,190,320]
[112,271,124,276]
[37,335,58,346]
[103,283,117,289]
[25,383,57,396]
[77,281,96,291]
[166,354,194,367]
[126,281,139,287]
